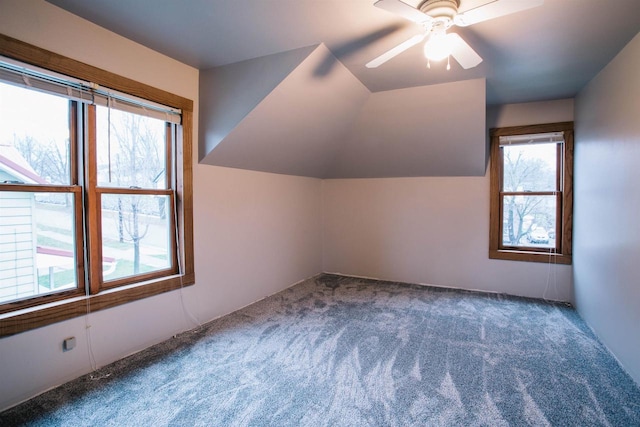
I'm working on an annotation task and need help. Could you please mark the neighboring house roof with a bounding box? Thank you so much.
[0,143,48,184]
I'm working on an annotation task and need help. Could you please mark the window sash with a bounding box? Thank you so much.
[85,104,179,294]
[0,186,85,313]
[0,93,84,311]
[498,139,563,253]
[498,192,562,253]
[499,141,562,193]
[94,189,178,289]
[94,106,172,190]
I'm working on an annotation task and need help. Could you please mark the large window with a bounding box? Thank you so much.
[0,35,194,336]
[489,122,573,264]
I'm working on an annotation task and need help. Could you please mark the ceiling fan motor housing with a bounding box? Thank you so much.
[419,0,460,27]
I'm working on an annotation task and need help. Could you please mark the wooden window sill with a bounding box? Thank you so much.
[0,273,195,337]
[490,249,572,265]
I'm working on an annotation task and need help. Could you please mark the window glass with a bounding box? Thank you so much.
[0,191,77,304]
[101,194,172,282]
[502,142,557,192]
[96,106,167,189]
[502,195,556,249]
[0,82,71,185]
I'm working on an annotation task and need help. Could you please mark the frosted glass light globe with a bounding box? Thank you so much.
[423,32,451,61]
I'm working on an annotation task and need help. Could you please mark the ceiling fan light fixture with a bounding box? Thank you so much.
[418,0,459,22]
[423,31,451,62]
[370,0,542,69]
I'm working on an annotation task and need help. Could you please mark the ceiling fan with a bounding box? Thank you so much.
[366,0,544,70]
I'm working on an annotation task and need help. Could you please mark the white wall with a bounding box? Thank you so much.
[330,79,486,178]
[202,52,486,180]
[191,166,322,317]
[0,0,322,411]
[204,44,370,178]
[574,32,640,384]
[323,99,574,301]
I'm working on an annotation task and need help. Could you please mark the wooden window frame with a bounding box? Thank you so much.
[489,122,573,264]
[0,34,195,337]
[87,106,179,292]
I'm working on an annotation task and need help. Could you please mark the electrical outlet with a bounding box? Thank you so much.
[63,337,76,352]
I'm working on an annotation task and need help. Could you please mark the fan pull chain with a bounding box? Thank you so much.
[427,59,431,69]
[447,56,451,70]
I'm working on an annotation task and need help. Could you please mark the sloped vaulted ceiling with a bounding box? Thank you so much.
[199,44,486,179]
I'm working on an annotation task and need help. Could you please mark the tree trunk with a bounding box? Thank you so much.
[508,202,516,244]
[132,202,140,273]
[118,197,124,243]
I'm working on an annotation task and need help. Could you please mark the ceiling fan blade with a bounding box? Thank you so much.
[447,33,482,69]
[374,0,433,24]
[454,0,543,27]
[366,33,426,68]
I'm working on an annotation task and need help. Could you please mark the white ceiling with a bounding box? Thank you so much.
[46,0,640,105]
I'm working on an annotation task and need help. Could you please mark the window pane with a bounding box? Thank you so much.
[0,82,71,185]
[502,142,557,192]
[502,195,556,249]
[0,191,77,304]
[96,106,167,189]
[101,194,172,282]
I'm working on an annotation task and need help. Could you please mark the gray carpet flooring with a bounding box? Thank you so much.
[2,274,639,426]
